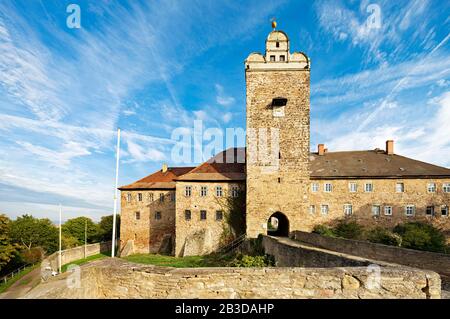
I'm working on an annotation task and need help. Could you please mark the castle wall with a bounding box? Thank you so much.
[175,181,243,256]
[120,190,176,254]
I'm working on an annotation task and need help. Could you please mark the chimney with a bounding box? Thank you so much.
[386,140,394,155]
[162,163,168,173]
[318,144,325,156]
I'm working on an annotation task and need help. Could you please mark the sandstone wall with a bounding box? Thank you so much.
[307,178,450,233]
[26,258,441,299]
[292,230,450,280]
[120,189,176,254]
[175,181,242,256]
[43,241,111,273]
[245,68,311,238]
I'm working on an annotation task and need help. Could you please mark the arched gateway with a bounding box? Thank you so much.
[267,212,289,237]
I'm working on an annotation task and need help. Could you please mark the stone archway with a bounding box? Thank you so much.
[267,212,289,237]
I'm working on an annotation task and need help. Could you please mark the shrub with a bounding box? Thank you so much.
[334,220,364,240]
[229,253,274,267]
[393,222,446,253]
[366,227,402,246]
[20,247,44,264]
[312,225,335,237]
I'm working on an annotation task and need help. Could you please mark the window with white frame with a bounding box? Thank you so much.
[324,183,333,193]
[231,186,239,197]
[138,193,143,202]
[309,205,315,214]
[427,183,436,193]
[126,193,132,203]
[405,205,415,216]
[311,183,319,192]
[443,183,450,193]
[384,206,393,216]
[321,205,329,215]
[396,183,404,193]
[372,205,381,216]
[426,206,435,216]
[364,183,373,192]
[200,186,207,197]
[344,204,352,216]
[442,205,448,216]
[148,193,154,202]
[185,186,192,197]
[349,183,357,193]
[216,186,223,197]
[159,193,164,202]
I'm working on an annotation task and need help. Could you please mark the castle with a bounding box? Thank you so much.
[119,29,450,257]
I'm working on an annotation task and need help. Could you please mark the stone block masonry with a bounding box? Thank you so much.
[25,258,440,299]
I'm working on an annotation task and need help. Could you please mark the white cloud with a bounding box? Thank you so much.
[215,84,235,106]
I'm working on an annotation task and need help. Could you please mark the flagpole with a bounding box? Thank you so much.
[111,128,121,258]
[58,204,62,274]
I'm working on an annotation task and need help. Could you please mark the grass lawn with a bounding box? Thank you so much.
[124,252,236,268]
[0,263,40,294]
[61,252,109,273]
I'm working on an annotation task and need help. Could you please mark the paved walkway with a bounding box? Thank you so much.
[0,267,42,299]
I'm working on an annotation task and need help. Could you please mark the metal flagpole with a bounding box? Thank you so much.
[111,128,121,258]
[84,218,87,258]
[58,204,62,274]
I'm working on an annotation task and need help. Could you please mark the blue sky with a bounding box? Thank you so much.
[0,0,449,222]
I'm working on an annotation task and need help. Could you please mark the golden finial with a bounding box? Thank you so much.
[271,17,277,30]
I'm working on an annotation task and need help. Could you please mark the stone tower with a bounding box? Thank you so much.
[245,29,310,238]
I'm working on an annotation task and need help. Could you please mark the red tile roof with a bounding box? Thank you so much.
[118,167,195,190]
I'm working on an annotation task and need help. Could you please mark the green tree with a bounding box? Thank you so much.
[334,220,365,240]
[0,214,20,272]
[393,222,446,253]
[9,215,58,254]
[62,217,100,245]
[98,214,120,242]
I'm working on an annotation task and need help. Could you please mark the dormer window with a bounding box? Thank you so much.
[272,97,287,117]
[276,42,280,48]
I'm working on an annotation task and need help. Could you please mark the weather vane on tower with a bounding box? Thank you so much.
[271,17,277,30]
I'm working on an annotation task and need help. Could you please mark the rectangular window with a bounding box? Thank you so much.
[279,55,285,62]
[231,186,239,198]
[135,211,140,220]
[159,193,164,202]
[344,204,352,216]
[155,212,161,220]
[443,183,450,193]
[170,192,176,202]
[384,206,393,216]
[270,55,275,62]
[321,205,329,215]
[148,193,154,202]
[372,205,381,216]
[138,193,143,201]
[396,183,404,193]
[349,183,357,193]
[184,210,191,221]
[364,183,373,192]
[311,183,319,192]
[442,206,449,216]
[200,210,207,220]
[215,211,223,221]
[185,186,192,197]
[216,186,223,197]
[200,186,208,197]
[309,205,315,214]
[126,193,132,203]
[324,183,333,193]
[427,183,436,193]
[426,206,435,216]
[405,205,415,216]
